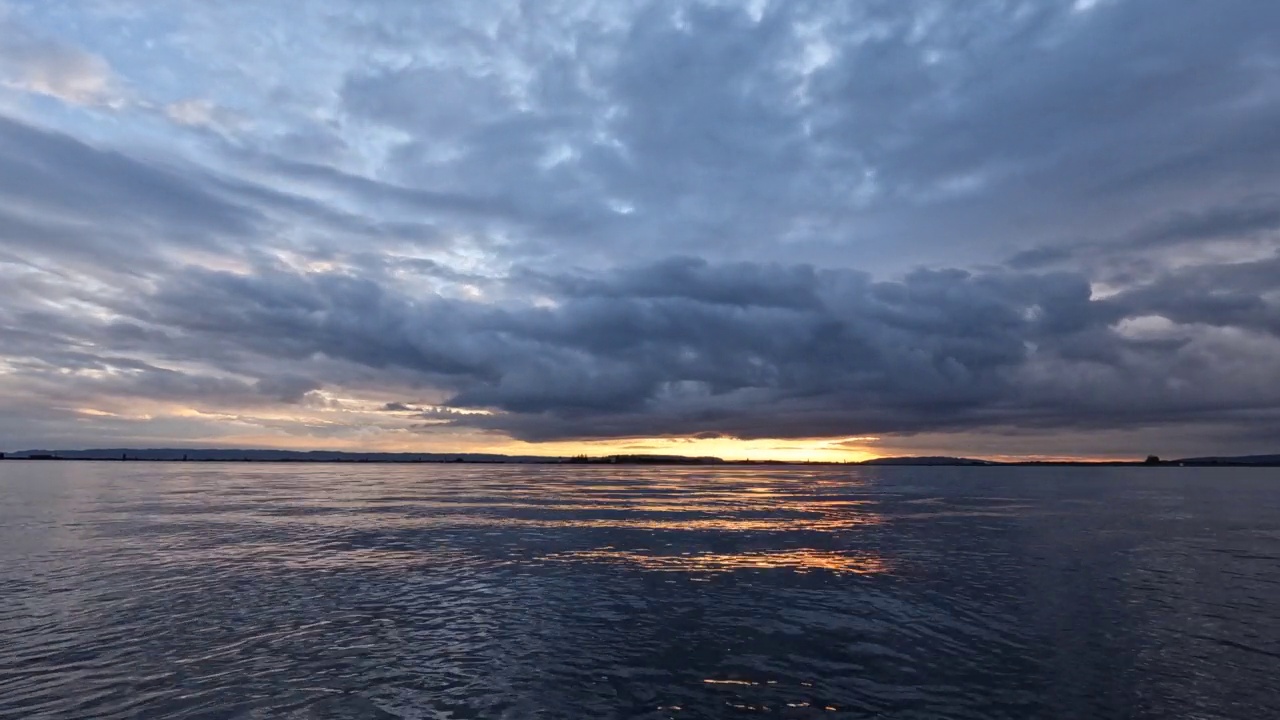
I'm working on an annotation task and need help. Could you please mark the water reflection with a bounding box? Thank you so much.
[148,544,477,571]
[96,465,888,575]
[3,463,1279,719]
[544,548,888,574]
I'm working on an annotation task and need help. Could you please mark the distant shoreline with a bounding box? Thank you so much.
[2,450,1277,467]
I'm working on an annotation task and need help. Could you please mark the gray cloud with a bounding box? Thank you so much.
[1008,195,1280,271]
[0,14,120,106]
[0,117,260,274]
[37,252,1260,445]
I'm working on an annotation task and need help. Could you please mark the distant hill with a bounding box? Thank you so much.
[566,454,726,465]
[860,454,1280,467]
[1173,454,1280,466]
[858,456,1000,466]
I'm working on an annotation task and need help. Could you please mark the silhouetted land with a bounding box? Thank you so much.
[858,455,1280,467]
[858,456,998,466]
[2,449,1279,466]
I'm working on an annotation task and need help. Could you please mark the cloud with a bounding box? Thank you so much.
[0,15,122,107]
[17,252,1254,446]
[0,116,260,267]
[255,375,323,403]
[164,98,244,133]
[1007,195,1280,272]
[1,1,1278,455]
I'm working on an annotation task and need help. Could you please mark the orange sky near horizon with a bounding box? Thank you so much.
[177,429,883,462]
[62,401,1143,463]
[141,426,1131,464]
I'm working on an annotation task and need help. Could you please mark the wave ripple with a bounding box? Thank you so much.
[2,463,1278,718]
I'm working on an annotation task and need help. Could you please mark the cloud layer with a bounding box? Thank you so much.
[1,0,1278,456]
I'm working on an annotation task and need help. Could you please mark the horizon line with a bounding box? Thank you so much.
[3,446,1275,466]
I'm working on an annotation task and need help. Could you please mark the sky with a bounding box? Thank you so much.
[1,0,1278,461]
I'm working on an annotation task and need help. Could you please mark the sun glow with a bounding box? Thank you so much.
[42,389,891,461]
[489,436,881,462]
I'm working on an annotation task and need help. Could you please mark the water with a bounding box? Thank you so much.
[1,463,1277,719]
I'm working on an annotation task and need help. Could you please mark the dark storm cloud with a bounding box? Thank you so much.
[1006,245,1077,271]
[1105,254,1280,335]
[1008,196,1280,270]
[81,252,1273,442]
[532,257,823,310]
[255,375,323,404]
[1130,198,1280,251]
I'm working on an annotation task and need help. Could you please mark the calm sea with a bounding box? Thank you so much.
[1,463,1277,719]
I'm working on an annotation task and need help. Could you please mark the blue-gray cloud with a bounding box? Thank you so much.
[0,0,1278,455]
[6,252,1260,446]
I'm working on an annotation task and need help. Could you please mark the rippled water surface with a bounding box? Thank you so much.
[2,463,1278,719]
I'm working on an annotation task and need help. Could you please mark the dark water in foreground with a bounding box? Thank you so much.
[1,464,1277,719]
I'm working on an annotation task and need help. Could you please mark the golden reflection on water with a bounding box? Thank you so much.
[184,512,878,534]
[178,473,885,534]
[543,548,888,574]
[136,466,890,576]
